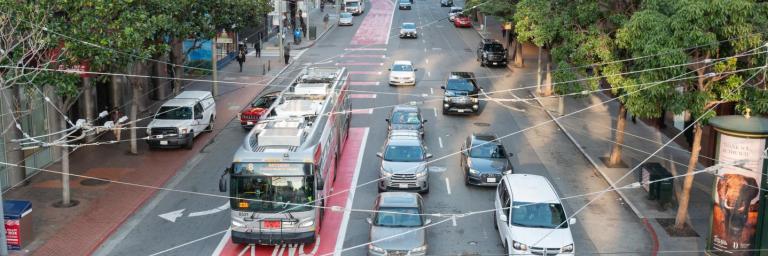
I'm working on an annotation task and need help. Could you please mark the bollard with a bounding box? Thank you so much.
[263,63,266,75]
[268,60,271,71]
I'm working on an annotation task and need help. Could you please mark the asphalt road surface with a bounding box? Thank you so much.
[94,0,652,255]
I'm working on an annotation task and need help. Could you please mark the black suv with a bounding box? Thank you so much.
[441,72,480,114]
[476,39,508,67]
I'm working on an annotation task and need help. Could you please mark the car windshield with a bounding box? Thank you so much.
[456,14,468,19]
[446,79,475,91]
[511,202,568,229]
[340,13,352,18]
[375,207,422,227]
[230,175,314,213]
[484,43,505,52]
[402,23,416,29]
[451,9,462,13]
[391,111,421,124]
[392,64,413,71]
[346,2,358,7]
[469,142,506,158]
[384,145,424,162]
[399,0,409,3]
[251,96,275,108]
[155,106,192,120]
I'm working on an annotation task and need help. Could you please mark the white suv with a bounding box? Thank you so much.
[146,91,216,149]
[494,174,575,255]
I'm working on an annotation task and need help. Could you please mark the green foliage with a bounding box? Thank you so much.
[185,60,212,75]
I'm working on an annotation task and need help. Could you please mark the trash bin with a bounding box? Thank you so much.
[637,163,674,208]
[309,25,317,40]
[4,200,32,251]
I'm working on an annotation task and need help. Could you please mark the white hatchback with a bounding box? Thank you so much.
[388,60,417,86]
[339,12,353,26]
[494,174,576,255]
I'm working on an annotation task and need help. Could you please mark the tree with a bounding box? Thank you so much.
[513,0,564,96]
[617,0,768,230]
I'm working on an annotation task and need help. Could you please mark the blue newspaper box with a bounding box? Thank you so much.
[4,200,32,251]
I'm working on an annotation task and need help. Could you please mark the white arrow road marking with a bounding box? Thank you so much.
[189,203,230,217]
[158,209,185,223]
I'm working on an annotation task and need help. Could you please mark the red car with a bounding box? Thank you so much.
[453,14,472,28]
[239,92,279,129]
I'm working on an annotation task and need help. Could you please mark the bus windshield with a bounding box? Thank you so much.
[231,175,314,213]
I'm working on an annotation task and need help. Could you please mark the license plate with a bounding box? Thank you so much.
[157,135,164,139]
[493,62,498,65]
[487,177,497,183]
[398,184,408,189]
[246,121,253,125]
[457,109,465,113]
[160,141,168,145]
[263,220,281,229]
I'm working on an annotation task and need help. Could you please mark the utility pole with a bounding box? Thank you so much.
[212,32,218,97]
[0,188,7,256]
[278,1,284,58]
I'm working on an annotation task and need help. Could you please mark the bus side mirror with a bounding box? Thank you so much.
[440,86,445,90]
[219,168,230,192]
[316,177,325,191]
[377,152,383,158]
[385,118,390,123]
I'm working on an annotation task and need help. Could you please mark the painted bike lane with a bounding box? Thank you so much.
[213,128,370,256]
[351,0,395,46]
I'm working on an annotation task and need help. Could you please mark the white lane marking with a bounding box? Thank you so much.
[422,39,426,43]
[438,137,444,148]
[425,58,429,64]
[151,230,227,256]
[427,71,431,77]
[335,128,371,255]
[210,229,231,256]
[188,202,229,217]
[433,107,437,117]
[424,48,427,52]
[158,209,185,222]
[445,177,452,195]
[238,244,251,256]
[451,215,457,226]
[430,88,434,94]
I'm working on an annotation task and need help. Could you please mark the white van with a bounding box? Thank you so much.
[344,0,364,15]
[146,91,216,149]
[494,174,575,255]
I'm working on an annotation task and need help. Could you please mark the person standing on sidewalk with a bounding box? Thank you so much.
[283,44,291,65]
[236,47,246,72]
[254,39,261,58]
[323,13,329,30]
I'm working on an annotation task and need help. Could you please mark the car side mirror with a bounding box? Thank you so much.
[425,218,432,225]
[385,118,390,123]
[426,153,433,159]
[377,152,384,158]
[366,217,373,224]
[388,68,392,71]
[499,214,507,222]
[440,86,445,90]
[569,218,577,225]
[422,120,427,123]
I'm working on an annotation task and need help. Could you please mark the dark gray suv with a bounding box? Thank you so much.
[476,39,508,67]
[461,133,514,186]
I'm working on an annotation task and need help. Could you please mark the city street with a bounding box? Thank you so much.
[94,0,652,255]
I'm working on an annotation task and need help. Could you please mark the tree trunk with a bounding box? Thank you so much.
[542,55,553,96]
[153,54,168,101]
[1,85,26,187]
[110,75,121,115]
[82,77,95,142]
[514,41,524,67]
[57,98,71,205]
[675,122,703,230]
[536,47,542,95]
[128,63,149,155]
[607,105,627,167]
[170,36,184,95]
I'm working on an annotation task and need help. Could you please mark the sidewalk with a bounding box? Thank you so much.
[4,41,293,255]
[478,15,711,254]
[261,6,339,54]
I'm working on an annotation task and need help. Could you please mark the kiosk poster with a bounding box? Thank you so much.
[5,219,20,250]
[710,134,764,255]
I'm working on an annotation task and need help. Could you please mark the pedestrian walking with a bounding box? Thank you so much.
[321,1,325,12]
[254,40,261,58]
[283,44,291,64]
[501,24,507,38]
[236,48,246,72]
[323,13,330,30]
[294,27,302,44]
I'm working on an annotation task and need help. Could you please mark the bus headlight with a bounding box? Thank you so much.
[299,220,314,227]
[369,244,386,253]
[232,219,245,227]
[561,243,574,253]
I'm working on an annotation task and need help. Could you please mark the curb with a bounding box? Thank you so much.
[295,23,337,50]
[642,218,661,256]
